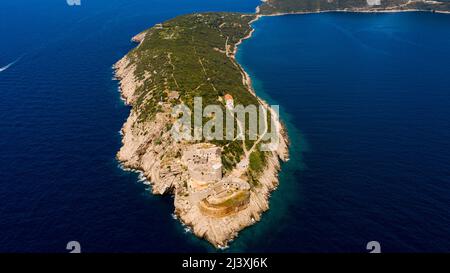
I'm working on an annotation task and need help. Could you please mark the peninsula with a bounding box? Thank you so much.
[114,0,450,248]
[115,13,288,248]
[258,0,450,14]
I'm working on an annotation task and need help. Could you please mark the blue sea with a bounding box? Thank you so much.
[1,1,449,252]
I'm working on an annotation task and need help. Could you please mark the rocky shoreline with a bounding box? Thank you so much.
[112,2,449,248]
[114,18,289,248]
[258,8,434,17]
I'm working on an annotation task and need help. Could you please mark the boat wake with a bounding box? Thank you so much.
[0,56,22,73]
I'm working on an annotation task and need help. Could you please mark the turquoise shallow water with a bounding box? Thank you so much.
[1,0,450,252]
[235,12,450,252]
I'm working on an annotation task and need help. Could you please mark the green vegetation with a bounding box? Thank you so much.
[249,149,265,174]
[126,13,258,122]
[247,145,267,187]
[124,13,271,170]
[258,0,450,14]
[155,138,162,145]
[220,140,245,172]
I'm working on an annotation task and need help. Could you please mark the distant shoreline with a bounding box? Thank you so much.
[258,8,450,17]
[112,3,449,249]
[255,0,450,17]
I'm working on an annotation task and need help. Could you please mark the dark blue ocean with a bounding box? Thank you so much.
[1,1,449,252]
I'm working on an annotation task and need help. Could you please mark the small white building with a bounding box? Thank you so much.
[224,94,234,109]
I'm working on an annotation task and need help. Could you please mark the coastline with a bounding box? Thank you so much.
[257,8,450,17]
[113,15,289,248]
[112,3,450,249]
[230,14,289,161]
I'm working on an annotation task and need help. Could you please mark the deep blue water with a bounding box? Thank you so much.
[1,0,449,252]
[236,12,450,252]
[0,0,260,253]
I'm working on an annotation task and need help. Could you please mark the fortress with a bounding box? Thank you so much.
[182,143,223,190]
[181,143,251,217]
